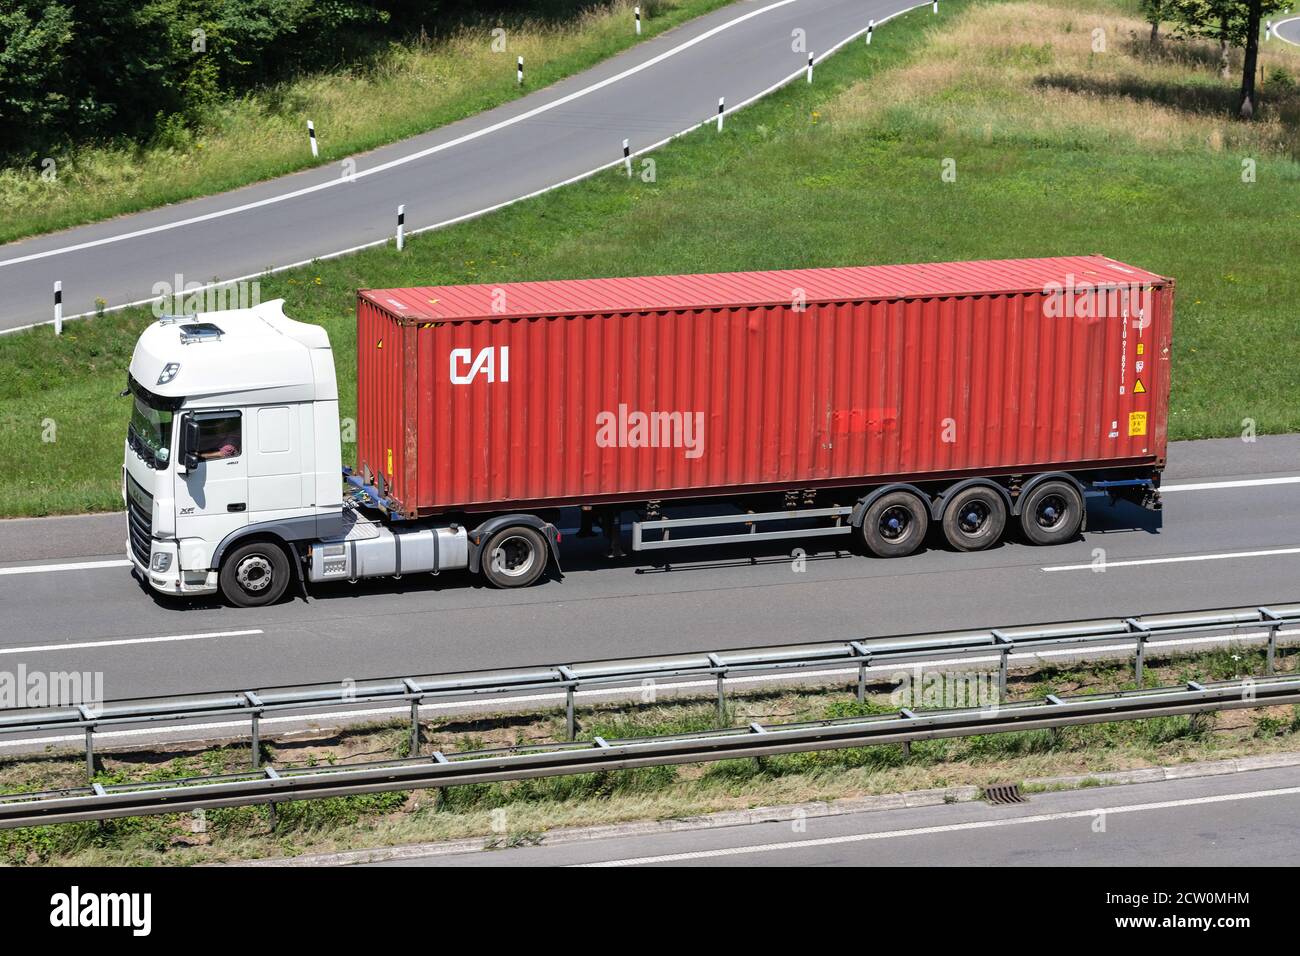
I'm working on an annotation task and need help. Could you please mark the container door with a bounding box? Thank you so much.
[174,410,249,559]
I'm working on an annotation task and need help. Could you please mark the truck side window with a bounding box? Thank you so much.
[196,413,242,460]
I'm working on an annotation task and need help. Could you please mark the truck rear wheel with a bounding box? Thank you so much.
[860,490,929,558]
[481,525,548,588]
[1018,480,1084,546]
[219,540,291,607]
[941,486,1007,552]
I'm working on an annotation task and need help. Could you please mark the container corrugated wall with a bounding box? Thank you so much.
[357,279,1171,517]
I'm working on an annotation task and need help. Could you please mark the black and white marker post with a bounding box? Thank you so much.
[53,281,62,336]
[933,0,939,13]
[717,96,725,132]
[517,56,524,85]
[396,204,405,251]
[623,139,632,177]
[307,120,318,157]
[635,5,642,35]
[867,19,874,44]
[807,52,815,83]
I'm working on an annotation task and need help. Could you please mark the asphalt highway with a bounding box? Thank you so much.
[0,0,927,332]
[389,762,1300,866]
[0,435,1296,702]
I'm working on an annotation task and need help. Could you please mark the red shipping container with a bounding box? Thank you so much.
[356,255,1172,517]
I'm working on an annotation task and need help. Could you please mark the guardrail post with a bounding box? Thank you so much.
[410,700,421,755]
[245,693,264,768]
[992,631,1012,701]
[1262,608,1282,675]
[850,642,871,703]
[708,654,727,728]
[1126,619,1150,686]
[402,680,422,756]
[559,667,578,741]
[77,706,97,780]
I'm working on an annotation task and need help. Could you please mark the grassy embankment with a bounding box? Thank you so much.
[0,643,1295,865]
[0,0,730,244]
[2,0,1299,517]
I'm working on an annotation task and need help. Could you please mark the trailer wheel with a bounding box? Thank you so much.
[1018,480,1084,546]
[481,525,548,588]
[860,490,929,558]
[941,486,1007,552]
[219,540,290,607]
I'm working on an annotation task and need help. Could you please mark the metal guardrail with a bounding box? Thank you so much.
[2,603,1297,781]
[0,674,1296,830]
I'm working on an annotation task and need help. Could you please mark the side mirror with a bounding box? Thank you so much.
[179,416,201,473]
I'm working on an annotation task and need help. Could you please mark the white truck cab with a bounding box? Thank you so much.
[125,300,344,603]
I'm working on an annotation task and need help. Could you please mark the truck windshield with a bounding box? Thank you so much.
[127,393,173,469]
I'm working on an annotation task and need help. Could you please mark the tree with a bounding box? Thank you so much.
[1238,0,1263,117]
[1168,0,1285,117]
[1140,0,1170,42]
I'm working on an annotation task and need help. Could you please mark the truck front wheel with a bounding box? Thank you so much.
[481,525,549,588]
[219,540,291,607]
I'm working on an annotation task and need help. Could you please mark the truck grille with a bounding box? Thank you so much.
[125,473,153,567]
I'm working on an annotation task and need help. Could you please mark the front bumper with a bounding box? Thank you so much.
[127,537,219,596]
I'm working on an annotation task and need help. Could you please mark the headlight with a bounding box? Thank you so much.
[151,552,173,572]
[157,363,180,385]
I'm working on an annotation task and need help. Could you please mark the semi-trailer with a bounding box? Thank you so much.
[124,255,1172,606]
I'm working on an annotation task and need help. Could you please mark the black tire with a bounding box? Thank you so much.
[1018,480,1084,546]
[941,485,1008,552]
[859,490,930,558]
[481,525,549,588]
[219,540,291,607]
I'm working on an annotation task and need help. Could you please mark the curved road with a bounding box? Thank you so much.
[0,0,925,333]
[1275,15,1300,46]
[0,435,1297,702]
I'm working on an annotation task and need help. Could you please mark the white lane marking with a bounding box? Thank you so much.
[574,785,1300,866]
[0,559,130,576]
[1,628,1293,751]
[1,1,934,335]
[0,0,802,270]
[1162,476,1300,492]
[0,629,262,656]
[1042,546,1300,572]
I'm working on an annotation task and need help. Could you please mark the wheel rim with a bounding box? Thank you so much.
[959,500,991,535]
[878,505,914,541]
[1035,493,1070,531]
[491,535,537,579]
[235,554,273,592]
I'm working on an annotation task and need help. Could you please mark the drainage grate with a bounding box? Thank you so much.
[982,783,1027,805]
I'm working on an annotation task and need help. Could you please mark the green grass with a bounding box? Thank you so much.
[0,0,731,245]
[3,0,1299,517]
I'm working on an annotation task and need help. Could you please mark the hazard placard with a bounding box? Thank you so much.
[1129,411,1147,437]
[1133,378,1146,394]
